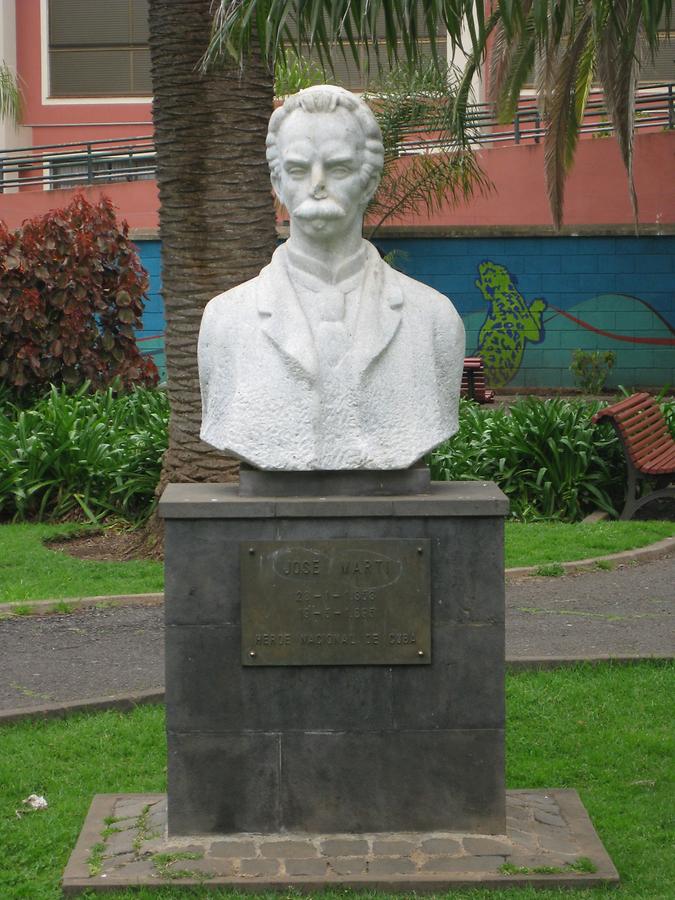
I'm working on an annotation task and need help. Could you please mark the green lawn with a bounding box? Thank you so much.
[0,524,163,603]
[504,519,675,568]
[0,519,673,603]
[0,662,672,898]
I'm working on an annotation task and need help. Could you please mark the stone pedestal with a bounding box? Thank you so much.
[159,481,508,837]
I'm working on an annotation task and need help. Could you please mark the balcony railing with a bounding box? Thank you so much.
[0,83,672,193]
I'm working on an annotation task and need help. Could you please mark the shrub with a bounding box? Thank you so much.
[429,396,674,521]
[0,384,168,524]
[570,350,616,394]
[0,194,158,395]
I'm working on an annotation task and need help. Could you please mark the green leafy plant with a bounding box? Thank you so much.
[0,384,168,524]
[274,49,332,95]
[0,193,158,396]
[429,395,675,521]
[570,350,617,394]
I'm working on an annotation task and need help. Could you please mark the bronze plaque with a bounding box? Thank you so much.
[241,539,431,666]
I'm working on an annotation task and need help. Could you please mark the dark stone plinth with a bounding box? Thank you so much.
[62,790,620,893]
[159,482,508,837]
[239,462,431,496]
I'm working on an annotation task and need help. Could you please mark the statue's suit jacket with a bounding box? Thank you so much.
[198,242,465,470]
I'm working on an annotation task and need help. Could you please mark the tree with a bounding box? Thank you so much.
[206,0,672,228]
[148,0,277,487]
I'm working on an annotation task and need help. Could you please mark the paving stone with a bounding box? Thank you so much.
[105,833,134,856]
[421,857,467,874]
[114,799,152,819]
[534,809,566,827]
[321,838,369,856]
[177,858,234,877]
[420,837,462,856]
[210,840,257,858]
[508,828,540,850]
[372,839,416,856]
[240,858,280,876]
[539,833,582,855]
[327,857,368,876]
[101,852,136,870]
[369,857,417,875]
[442,855,506,872]
[285,858,329,876]
[104,860,155,877]
[463,837,512,856]
[260,839,317,858]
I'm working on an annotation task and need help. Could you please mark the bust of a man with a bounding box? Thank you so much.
[199,85,465,470]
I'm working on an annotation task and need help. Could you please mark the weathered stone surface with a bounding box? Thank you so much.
[321,839,369,856]
[260,839,318,859]
[420,838,462,856]
[372,840,416,856]
[285,858,328,876]
[198,85,464,472]
[535,809,567,827]
[240,858,280,877]
[463,836,512,856]
[162,491,507,837]
[327,857,368,875]
[369,857,417,876]
[63,791,620,893]
[211,840,257,858]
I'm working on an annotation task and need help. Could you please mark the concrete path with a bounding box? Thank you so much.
[0,556,672,714]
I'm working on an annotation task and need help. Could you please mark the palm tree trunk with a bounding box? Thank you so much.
[148,0,276,486]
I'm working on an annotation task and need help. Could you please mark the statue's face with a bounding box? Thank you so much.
[272,107,377,243]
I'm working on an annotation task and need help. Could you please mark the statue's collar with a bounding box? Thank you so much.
[285,241,367,288]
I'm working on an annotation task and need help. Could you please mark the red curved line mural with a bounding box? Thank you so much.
[548,305,675,346]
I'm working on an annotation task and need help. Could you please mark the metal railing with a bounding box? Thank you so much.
[1,83,672,192]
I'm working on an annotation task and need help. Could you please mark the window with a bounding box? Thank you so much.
[49,149,155,189]
[48,0,150,97]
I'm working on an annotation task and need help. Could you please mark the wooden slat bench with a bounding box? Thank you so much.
[461,356,495,404]
[592,392,675,519]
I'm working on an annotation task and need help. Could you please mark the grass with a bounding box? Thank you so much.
[0,519,672,604]
[504,519,675,568]
[0,523,163,603]
[0,662,672,899]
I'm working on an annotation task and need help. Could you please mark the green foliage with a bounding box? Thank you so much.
[0,193,158,396]
[0,384,168,524]
[274,48,332,95]
[364,60,490,238]
[0,61,22,125]
[570,350,617,394]
[429,395,675,521]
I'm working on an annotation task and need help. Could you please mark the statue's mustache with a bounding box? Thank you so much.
[292,198,345,220]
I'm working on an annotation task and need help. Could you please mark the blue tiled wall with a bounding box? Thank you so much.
[135,235,675,389]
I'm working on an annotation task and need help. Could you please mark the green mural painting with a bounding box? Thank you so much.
[473,261,547,387]
[469,260,675,389]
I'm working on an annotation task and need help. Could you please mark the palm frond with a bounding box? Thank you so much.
[364,60,491,237]
[543,14,593,230]
[595,0,643,225]
[202,1,482,72]
[0,63,22,125]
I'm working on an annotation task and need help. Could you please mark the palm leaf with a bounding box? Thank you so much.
[543,14,593,230]
[0,62,22,125]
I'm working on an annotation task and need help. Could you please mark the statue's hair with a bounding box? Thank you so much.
[266,85,384,191]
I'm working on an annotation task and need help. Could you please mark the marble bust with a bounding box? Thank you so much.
[198,85,465,470]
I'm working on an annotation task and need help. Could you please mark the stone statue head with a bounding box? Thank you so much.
[266,85,384,243]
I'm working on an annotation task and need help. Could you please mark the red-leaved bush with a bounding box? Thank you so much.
[0,193,158,393]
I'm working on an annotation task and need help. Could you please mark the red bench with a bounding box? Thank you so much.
[592,392,675,519]
[461,357,495,404]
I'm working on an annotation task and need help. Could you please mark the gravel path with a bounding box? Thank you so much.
[0,557,672,711]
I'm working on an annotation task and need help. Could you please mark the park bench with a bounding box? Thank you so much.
[592,392,675,520]
[461,356,495,404]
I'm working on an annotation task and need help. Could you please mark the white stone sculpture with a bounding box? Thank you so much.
[199,85,465,470]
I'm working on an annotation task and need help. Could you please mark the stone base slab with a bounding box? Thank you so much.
[62,790,619,893]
